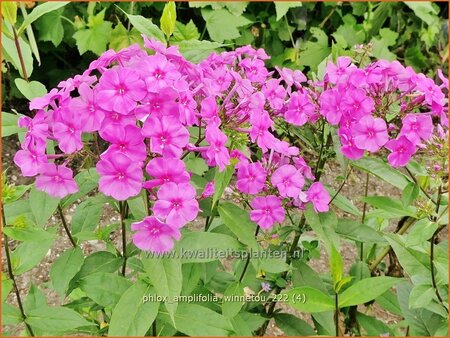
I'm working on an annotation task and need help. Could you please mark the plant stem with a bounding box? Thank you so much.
[404,166,437,205]
[329,167,353,204]
[238,226,260,283]
[57,204,77,247]
[360,172,370,261]
[12,26,29,81]
[119,201,128,276]
[152,320,157,336]
[2,205,35,336]
[205,215,214,231]
[127,2,135,30]
[334,293,339,336]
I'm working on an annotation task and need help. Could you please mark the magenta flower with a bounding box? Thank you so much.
[153,182,200,228]
[13,142,47,177]
[96,153,143,201]
[385,136,416,168]
[100,124,147,162]
[142,115,189,158]
[341,89,374,118]
[201,182,215,199]
[236,162,266,194]
[68,83,105,132]
[285,92,315,126]
[144,53,180,91]
[35,163,78,198]
[19,111,48,149]
[131,216,181,253]
[144,157,190,189]
[326,56,352,84]
[205,126,230,172]
[339,130,364,160]
[400,114,433,145]
[250,195,285,230]
[353,116,389,152]
[262,79,286,110]
[307,182,330,213]
[319,88,343,125]
[96,68,146,114]
[52,111,83,154]
[271,165,304,198]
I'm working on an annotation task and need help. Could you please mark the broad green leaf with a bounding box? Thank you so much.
[212,163,235,208]
[336,219,385,243]
[108,280,159,336]
[17,1,69,35]
[185,156,208,176]
[60,168,100,208]
[363,196,417,218]
[71,196,105,236]
[35,8,65,47]
[172,20,200,42]
[339,276,401,307]
[2,277,13,302]
[356,312,394,336]
[29,186,59,227]
[79,272,131,308]
[109,22,141,51]
[181,263,202,295]
[1,112,22,137]
[142,256,182,322]
[326,186,361,216]
[73,9,112,56]
[222,282,244,318]
[127,192,147,220]
[409,284,435,309]
[352,157,411,190]
[1,2,17,25]
[259,257,291,273]
[405,44,428,71]
[50,247,84,297]
[274,2,302,21]
[299,27,330,70]
[405,2,439,25]
[304,204,339,251]
[24,284,47,313]
[160,303,234,336]
[375,290,402,316]
[3,226,54,242]
[283,287,334,313]
[2,32,33,77]
[176,39,223,63]
[232,312,265,336]
[14,79,47,101]
[405,218,438,247]
[201,8,252,43]
[26,306,94,333]
[125,13,166,43]
[72,251,122,283]
[402,181,420,207]
[274,313,315,336]
[175,231,243,263]
[292,260,327,293]
[312,312,335,336]
[329,244,343,290]
[218,202,259,250]
[2,303,22,325]
[2,184,31,204]
[160,1,176,38]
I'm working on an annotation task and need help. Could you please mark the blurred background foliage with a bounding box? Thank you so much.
[2,1,448,112]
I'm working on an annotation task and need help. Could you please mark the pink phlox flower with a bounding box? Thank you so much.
[143,157,190,189]
[339,129,364,160]
[236,161,266,194]
[35,163,78,198]
[262,79,286,110]
[271,164,304,198]
[293,156,315,180]
[326,56,353,84]
[239,58,268,83]
[144,53,181,91]
[153,182,200,228]
[385,136,416,168]
[52,109,83,154]
[275,67,307,88]
[353,116,389,152]
[250,195,285,230]
[341,88,374,119]
[285,91,315,126]
[131,216,181,253]
[200,181,215,199]
[96,152,143,201]
[100,124,146,162]
[68,83,105,132]
[142,115,190,158]
[134,87,179,121]
[19,111,48,149]
[204,125,230,171]
[307,182,330,213]
[29,88,60,110]
[13,141,47,177]
[319,88,343,125]
[400,114,433,145]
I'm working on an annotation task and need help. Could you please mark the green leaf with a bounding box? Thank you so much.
[405,44,428,71]
[339,276,401,307]
[201,8,252,43]
[73,9,112,56]
[2,303,22,325]
[50,247,84,297]
[35,8,64,47]
[79,272,131,308]
[14,79,47,101]
[362,196,417,218]
[24,284,47,313]
[172,20,200,42]
[160,303,234,336]
[175,231,242,263]
[1,112,22,137]
[274,2,302,21]
[3,226,55,242]
[356,312,394,336]
[405,2,439,25]
[124,13,166,43]
[160,1,176,38]
[292,260,327,293]
[108,280,159,336]
[71,196,105,236]
[29,185,60,227]
[60,168,100,208]
[402,182,420,207]
[409,284,435,309]
[17,1,69,35]
[218,202,259,250]
[375,290,402,316]
[329,244,343,291]
[1,2,17,25]
[405,218,438,247]
[222,282,244,318]
[2,32,34,77]
[283,287,334,313]
[142,256,182,322]
[299,27,330,70]
[176,39,223,63]
[25,306,94,333]
[304,204,339,251]
[2,277,13,302]
[185,156,208,176]
[336,219,385,243]
[274,313,315,336]
[212,162,236,208]
[109,22,142,51]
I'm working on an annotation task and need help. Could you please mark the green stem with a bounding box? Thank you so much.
[57,204,77,247]
[360,172,370,261]
[334,293,339,336]
[2,205,35,336]
[12,25,29,81]
[152,320,157,336]
[405,166,437,205]
[238,226,260,283]
[127,2,135,30]
[119,201,128,276]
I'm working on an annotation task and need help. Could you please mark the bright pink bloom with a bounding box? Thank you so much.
[307,182,330,213]
[236,162,266,194]
[262,79,286,110]
[201,182,215,199]
[205,126,230,171]
[249,112,276,152]
[353,116,389,152]
[144,53,181,91]
[326,56,352,84]
[319,88,343,125]
[271,164,304,198]
[339,130,364,160]
[100,124,146,162]
[400,114,433,145]
[239,58,268,83]
[96,153,143,201]
[153,182,200,228]
[135,87,179,121]
[13,142,47,177]
[18,111,48,149]
[52,111,83,154]
[142,115,189,158]
[68,83,105,132]
[250,195,285,230]
[293,156,315,180]
[35,163,78,198]
[341,89,374,119]
[131,216,181,253]
[96,68,146,114]
[285,92,315,126]
[385,136,416,168]
[144,157,190,188]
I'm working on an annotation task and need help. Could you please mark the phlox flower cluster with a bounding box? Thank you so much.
[13,36,446,253]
